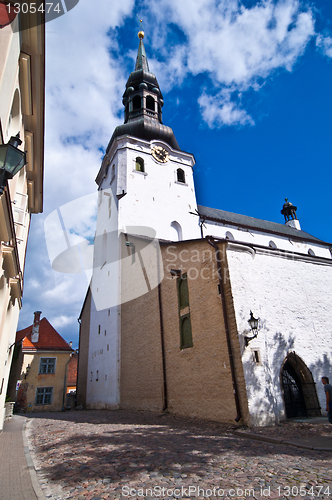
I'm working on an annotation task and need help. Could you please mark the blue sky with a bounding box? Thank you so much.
[18,0,332,347]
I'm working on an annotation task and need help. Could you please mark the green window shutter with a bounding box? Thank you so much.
[177,273,189,310]
[180,314,193,348]
[177,273,193,349]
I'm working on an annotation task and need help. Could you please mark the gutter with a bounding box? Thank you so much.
[207,236,241,423]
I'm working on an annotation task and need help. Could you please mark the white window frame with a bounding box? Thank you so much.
[35,387,53,405]
[39,357,57,374]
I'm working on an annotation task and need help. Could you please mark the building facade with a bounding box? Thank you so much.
[79,32,332,426]
[0,5,45,429]
[8,312,72,412]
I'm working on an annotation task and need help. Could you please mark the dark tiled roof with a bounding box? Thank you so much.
[16,318,72,352]
[198,205,329,245]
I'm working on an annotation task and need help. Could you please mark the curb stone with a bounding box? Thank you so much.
[233,429,332,451]
[23,419,47,500]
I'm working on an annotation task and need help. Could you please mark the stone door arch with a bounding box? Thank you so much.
[281,352,321,419]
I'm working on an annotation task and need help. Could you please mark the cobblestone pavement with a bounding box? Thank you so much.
[25,410,332,500]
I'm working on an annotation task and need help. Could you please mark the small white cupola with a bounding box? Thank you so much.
[281,198,301,230]
[31,311,42,343]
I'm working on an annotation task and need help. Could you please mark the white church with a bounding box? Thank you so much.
[77,32,332,426]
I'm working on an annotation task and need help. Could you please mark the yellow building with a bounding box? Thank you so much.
[0,4,45,428]
[8,312,72,412]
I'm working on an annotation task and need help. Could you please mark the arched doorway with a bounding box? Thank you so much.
[281,352,321,419]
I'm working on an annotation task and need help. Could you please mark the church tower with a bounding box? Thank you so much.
[95,30,199,242]
[86,32,199,409]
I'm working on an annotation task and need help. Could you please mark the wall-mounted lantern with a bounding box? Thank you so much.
[0,134,27,194]
[24,364,31,379]
[244,310,259,347]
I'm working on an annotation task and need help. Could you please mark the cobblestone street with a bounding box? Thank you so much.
[25,410,332,500]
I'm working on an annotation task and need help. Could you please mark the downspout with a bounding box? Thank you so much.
[62,355,71,411]
[158,283,168,412]
[76,317,81,407]
[155,242,168,412]
[207,236,242,422]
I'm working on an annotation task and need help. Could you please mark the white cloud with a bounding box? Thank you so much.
[198,89,254,127]
[143,0,315,125]
[49,314,77,331]
[316,34,332,58]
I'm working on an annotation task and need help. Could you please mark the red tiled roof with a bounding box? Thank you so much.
[67,353,78,387]
[16,318,72,352]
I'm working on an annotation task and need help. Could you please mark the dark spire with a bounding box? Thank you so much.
[107,31,180,153]
[135,31,149,71]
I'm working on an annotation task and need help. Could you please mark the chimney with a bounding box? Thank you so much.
[31,311,42,343]
[69,341,72,348]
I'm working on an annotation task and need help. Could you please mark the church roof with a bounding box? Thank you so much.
[198,205,330,245]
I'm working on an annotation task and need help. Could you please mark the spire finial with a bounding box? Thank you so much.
[135,22,149,72]
[137,16,144,39]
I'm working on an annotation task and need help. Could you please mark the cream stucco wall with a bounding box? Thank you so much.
[0,13,44,430]
[20,351,71,412]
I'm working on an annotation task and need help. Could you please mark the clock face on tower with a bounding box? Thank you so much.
[151,146,169,163]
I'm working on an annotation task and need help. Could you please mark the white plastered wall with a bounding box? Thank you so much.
[104,136,200,242]
[204,220,331,259]
[227,245,332,426]
[86,179,121,408]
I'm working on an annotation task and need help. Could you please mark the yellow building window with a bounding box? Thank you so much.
[39,358,56,374]
[35,387,53,405]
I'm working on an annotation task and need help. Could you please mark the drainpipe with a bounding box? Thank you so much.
[207,236,242,422]
[158,283,168,412]
[62,355,71,411]
[155,242,168,412]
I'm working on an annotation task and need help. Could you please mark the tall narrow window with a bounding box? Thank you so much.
[135,157,144,172]
[133,95,141,110]
[177,273,193,349]
[146,96,155,111]
[111,164,115,183]
[177,168,185,183]
[170,221,183,241]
